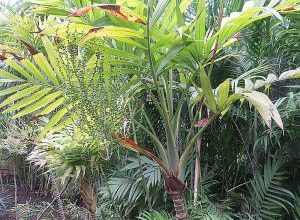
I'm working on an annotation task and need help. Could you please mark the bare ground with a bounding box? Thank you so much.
[1,184,60,220]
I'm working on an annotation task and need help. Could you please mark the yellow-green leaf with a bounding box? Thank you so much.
[49,112,78,135]
[38,97,66,115]
[0,85,42,108]
[39,103,74,138]
[217,79,230,109]
[199,67,217,112]
[0,83,30,97]
[12,91,63,119]
[4,59,34,81]
[33,53,60,86]
[42,36,67,80]
[20,59,48,84]
[0,70,24,82]
[81,26,144,44]
[4,88,52,114]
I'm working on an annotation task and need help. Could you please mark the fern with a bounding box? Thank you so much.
[245,156,295,219]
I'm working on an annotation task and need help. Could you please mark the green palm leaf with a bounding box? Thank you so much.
[246,156,295,219]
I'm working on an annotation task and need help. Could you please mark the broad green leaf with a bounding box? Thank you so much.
[3,88,52,114]
[4,59,34,81]
[42,36,67,80]
[150,0,170,28]
[0,85,42,108]
[0,79,21,83]
[163,0,192,31]
[217,79,230,109]
[81,26,145,43]
[243,91,283,130]
[33,53,60,86]
[101,45,146,60]
[50,112,78,135]
[38,97,66,115]
[156,43,185,74]
[20,59,47,83]
[39,103,74,138]
[195,0,206,59]
[12,91,63,119]
[199,67,217,112]
[41,23,94,38]
[175,0,185,27]
[0,70,24,81]
[26,0,69,7]
[113,38,147,49]
[32,7,70,16]
[226,93,242,105]
[0,83,30,97]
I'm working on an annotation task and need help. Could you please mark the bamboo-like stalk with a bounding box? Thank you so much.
[37,179,70,220]
[51,175,66,220]
[14,166,18,220]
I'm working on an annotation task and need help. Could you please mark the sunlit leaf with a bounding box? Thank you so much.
[217,79,230,109]
[70,4,146,24]
[243,91,283,130]
[199,67,217,112]
[81,26,145,43]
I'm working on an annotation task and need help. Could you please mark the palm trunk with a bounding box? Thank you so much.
[170,190,186,220]
[164,173,187,220]
[80,178,97,220]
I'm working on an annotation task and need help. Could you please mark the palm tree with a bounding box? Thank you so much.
[0,0,299,219]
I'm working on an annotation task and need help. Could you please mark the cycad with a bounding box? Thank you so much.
[245,156,295,219]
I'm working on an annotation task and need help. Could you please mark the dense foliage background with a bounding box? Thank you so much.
[0,0,299,219]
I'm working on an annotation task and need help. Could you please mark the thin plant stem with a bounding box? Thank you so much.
[14,166,17,220]
[129,104,152,209]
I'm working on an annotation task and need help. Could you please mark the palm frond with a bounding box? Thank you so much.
[138,210,173,220]
[244,156,295,219]
[101,156,162,204]
[293,190,300,219]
